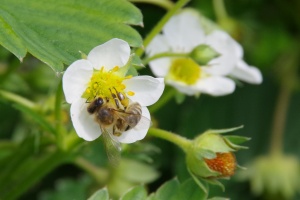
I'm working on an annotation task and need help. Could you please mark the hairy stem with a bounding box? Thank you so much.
[270,86,291,155]
[213,0,228,21]
[148,128,191,151]
[143,52,188,65]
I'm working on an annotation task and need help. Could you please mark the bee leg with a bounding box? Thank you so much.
[113,125,122,137]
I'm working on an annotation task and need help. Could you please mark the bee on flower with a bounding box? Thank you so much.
[63,38,164,163]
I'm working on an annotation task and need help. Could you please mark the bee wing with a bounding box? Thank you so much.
[130,115,152,130]
[100,126,121,167]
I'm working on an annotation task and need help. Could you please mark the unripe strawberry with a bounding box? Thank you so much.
[204,152,236,177]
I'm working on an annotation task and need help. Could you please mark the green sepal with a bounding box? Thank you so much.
[223,136,249,150]
[188,168,209,195]
[79,51,87,59]
[194,132,234,153]
[194,149,216,160]
[204,125,244,135]
[131,54,144,68]
[186,150,220,178]
[117,54,135,77]
[203,178,225,192]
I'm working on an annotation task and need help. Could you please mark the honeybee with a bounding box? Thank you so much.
[87,89,149,165]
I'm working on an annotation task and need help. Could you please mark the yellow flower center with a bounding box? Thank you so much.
[81,66,133,101]
[167,58,201,85]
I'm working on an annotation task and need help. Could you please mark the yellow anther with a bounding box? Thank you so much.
[120,84,126,90]
[112,66,119,72]
[127,91,135,96]
[93,83,98,88]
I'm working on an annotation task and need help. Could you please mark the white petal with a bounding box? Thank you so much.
[205,30,242,75]
[87,38,130,71]
[146,34,170,56]
[70,98,102,141]
[230,60,263,84]
[112,107,151,143]
[63,59,93,104]
[166,79,200,96]
[146,35,172,77]
[124,76,165,106]
[148,58,171,77]
[195,76,235,96]
[163,9,206,52]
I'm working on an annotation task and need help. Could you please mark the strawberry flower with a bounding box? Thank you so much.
[63,38,164,143]
[146,9,262,96]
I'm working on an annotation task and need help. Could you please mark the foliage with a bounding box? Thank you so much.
[1,0,300,200]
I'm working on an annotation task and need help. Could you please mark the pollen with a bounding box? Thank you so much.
[167,58,201,85]
[81,66,131,101]
[127,91,135,96]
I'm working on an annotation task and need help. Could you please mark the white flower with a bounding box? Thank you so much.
[205,30,262,84]
[146,9,235,96]
[63,38,164,143]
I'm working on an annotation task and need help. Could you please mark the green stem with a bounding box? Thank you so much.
[149,87,176,113]
[143,52,188,65]
[129,0,175,10]
[212,0,228,21]
[74,157,108,185]
[0,89,36,109]
[148,128,191,151]
[270,85,291,155]
[135,0,190,57]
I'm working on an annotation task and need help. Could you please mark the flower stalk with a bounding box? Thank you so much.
[270,85,291,155]
[147,128,191,151]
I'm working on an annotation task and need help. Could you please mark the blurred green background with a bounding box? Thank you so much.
[0,0,300,199]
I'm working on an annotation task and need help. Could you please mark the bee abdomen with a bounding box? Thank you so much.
[127,103,142,115]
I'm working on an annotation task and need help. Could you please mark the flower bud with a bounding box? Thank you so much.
[186,127,248,179]
[238,154,300,199]
[189,44,220,65]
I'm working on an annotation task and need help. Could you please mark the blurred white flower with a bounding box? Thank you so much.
[146,9,262,96]
[206,30,262,84]
[63,38,164,143]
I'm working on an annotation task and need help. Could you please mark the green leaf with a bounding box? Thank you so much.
[172,179,207,200]
[88,188,109,200]
[121,185,147,200]
[0,0,143,72]
[39,176,92,200]
[154,178,180,200]
[13,104,56,135]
